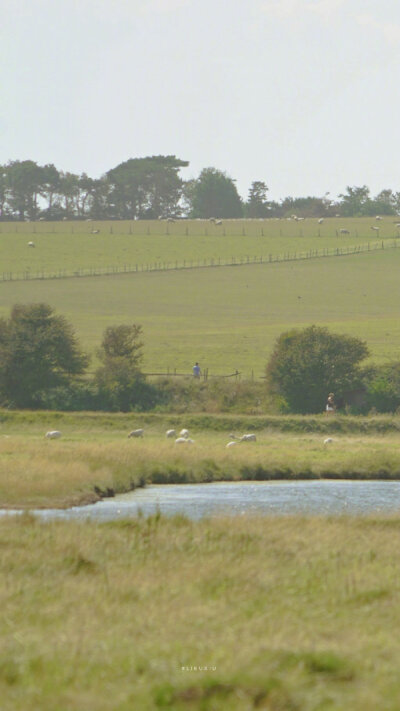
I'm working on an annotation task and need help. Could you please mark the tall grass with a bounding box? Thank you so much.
[2,513,400,709]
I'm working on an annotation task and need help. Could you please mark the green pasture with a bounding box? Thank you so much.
[1,248,400,376]
[1,217,399,277]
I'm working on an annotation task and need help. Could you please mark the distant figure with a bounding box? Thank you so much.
[193,362,201,378]
[326,392,336,414]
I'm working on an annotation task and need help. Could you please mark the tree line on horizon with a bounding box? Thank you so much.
[1,156,400,222]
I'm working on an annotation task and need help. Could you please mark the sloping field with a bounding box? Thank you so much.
[1,217,399,277]
[1,249,399,376]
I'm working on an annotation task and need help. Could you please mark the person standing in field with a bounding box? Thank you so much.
[193,362,201,378]
[326,392,336,413]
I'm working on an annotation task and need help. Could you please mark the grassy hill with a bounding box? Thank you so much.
[1,242,400,376]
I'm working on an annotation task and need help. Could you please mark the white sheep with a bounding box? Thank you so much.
[376,216,383,220]
[370,226,380,231]
[166,429,176,438]
[240,434,257,442]
[28,241,35,247]
[128,429,144,438]
[45,430,62,439]
[179,429,189,438]
[215,220,223,225]
[339,229,350,234]
[175,437,195,444]
[318,218,324,224]
[324,437,334,444]
[91,229,100,234]
[226,441,237,448]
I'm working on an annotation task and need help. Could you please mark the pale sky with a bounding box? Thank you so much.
[2,0,400,202]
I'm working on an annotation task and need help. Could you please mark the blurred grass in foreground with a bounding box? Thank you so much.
[1,513,400,709]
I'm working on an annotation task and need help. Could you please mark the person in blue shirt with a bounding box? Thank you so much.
[193,362,201,378]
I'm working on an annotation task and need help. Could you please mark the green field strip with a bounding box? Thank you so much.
[1,249,400,376]
[1,237,398,283]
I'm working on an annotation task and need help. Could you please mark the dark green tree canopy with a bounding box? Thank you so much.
[266,325,369,414]
[189,167,243,218]
[95,324,144,411]
[106,155,189,219]
[0,303,89,407]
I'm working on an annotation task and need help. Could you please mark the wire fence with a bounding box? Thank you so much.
[1,238,398,283]
[141,369,241,381]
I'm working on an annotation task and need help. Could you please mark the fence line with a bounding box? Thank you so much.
[1,239,398,283]
[141,369,241,381]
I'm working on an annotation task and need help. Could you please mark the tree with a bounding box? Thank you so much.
[95,324,145,411]
[6,160,43,220]
[40,163,61,217]
[106,156,189,220]
[0,304,89,407]
[246,181,270,218]
[338,186,371,217]
[189,167,243,218]
[266,325,369,414]
[58,172,80,218]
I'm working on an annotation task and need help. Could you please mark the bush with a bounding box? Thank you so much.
[266,325,369,414]
[364,363,400,413]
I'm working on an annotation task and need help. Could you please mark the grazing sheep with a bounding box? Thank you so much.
[215,220,223,226]
[91,229,100,234]
[28,241,35,247]
[376,216,383,220]
[179,429,189,438]
[166,429,176,438]
[324,437,334,444]
[318,218,324,224]
[226,441,237,448]
[128,429,144,438]
[208,217,216,223]
[166,217,175,223]
[240,434,257,442]
[371,226,380,231]
[45,430,62,439]
[175,437,194,445]
[339,229,350,234]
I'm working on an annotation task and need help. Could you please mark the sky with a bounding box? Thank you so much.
[1,0,400,202]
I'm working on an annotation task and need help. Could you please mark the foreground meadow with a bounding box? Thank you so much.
[2,513,400,710]
[2,411,400,509]
[2,249,400,376]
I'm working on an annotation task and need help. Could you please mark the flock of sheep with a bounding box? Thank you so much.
[45,428,336,448]
[124,427,257,448]
[44,427,258,448]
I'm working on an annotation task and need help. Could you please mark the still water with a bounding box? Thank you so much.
[2,480,400,521]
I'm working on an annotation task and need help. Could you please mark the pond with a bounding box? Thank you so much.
[2,480,400,521]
